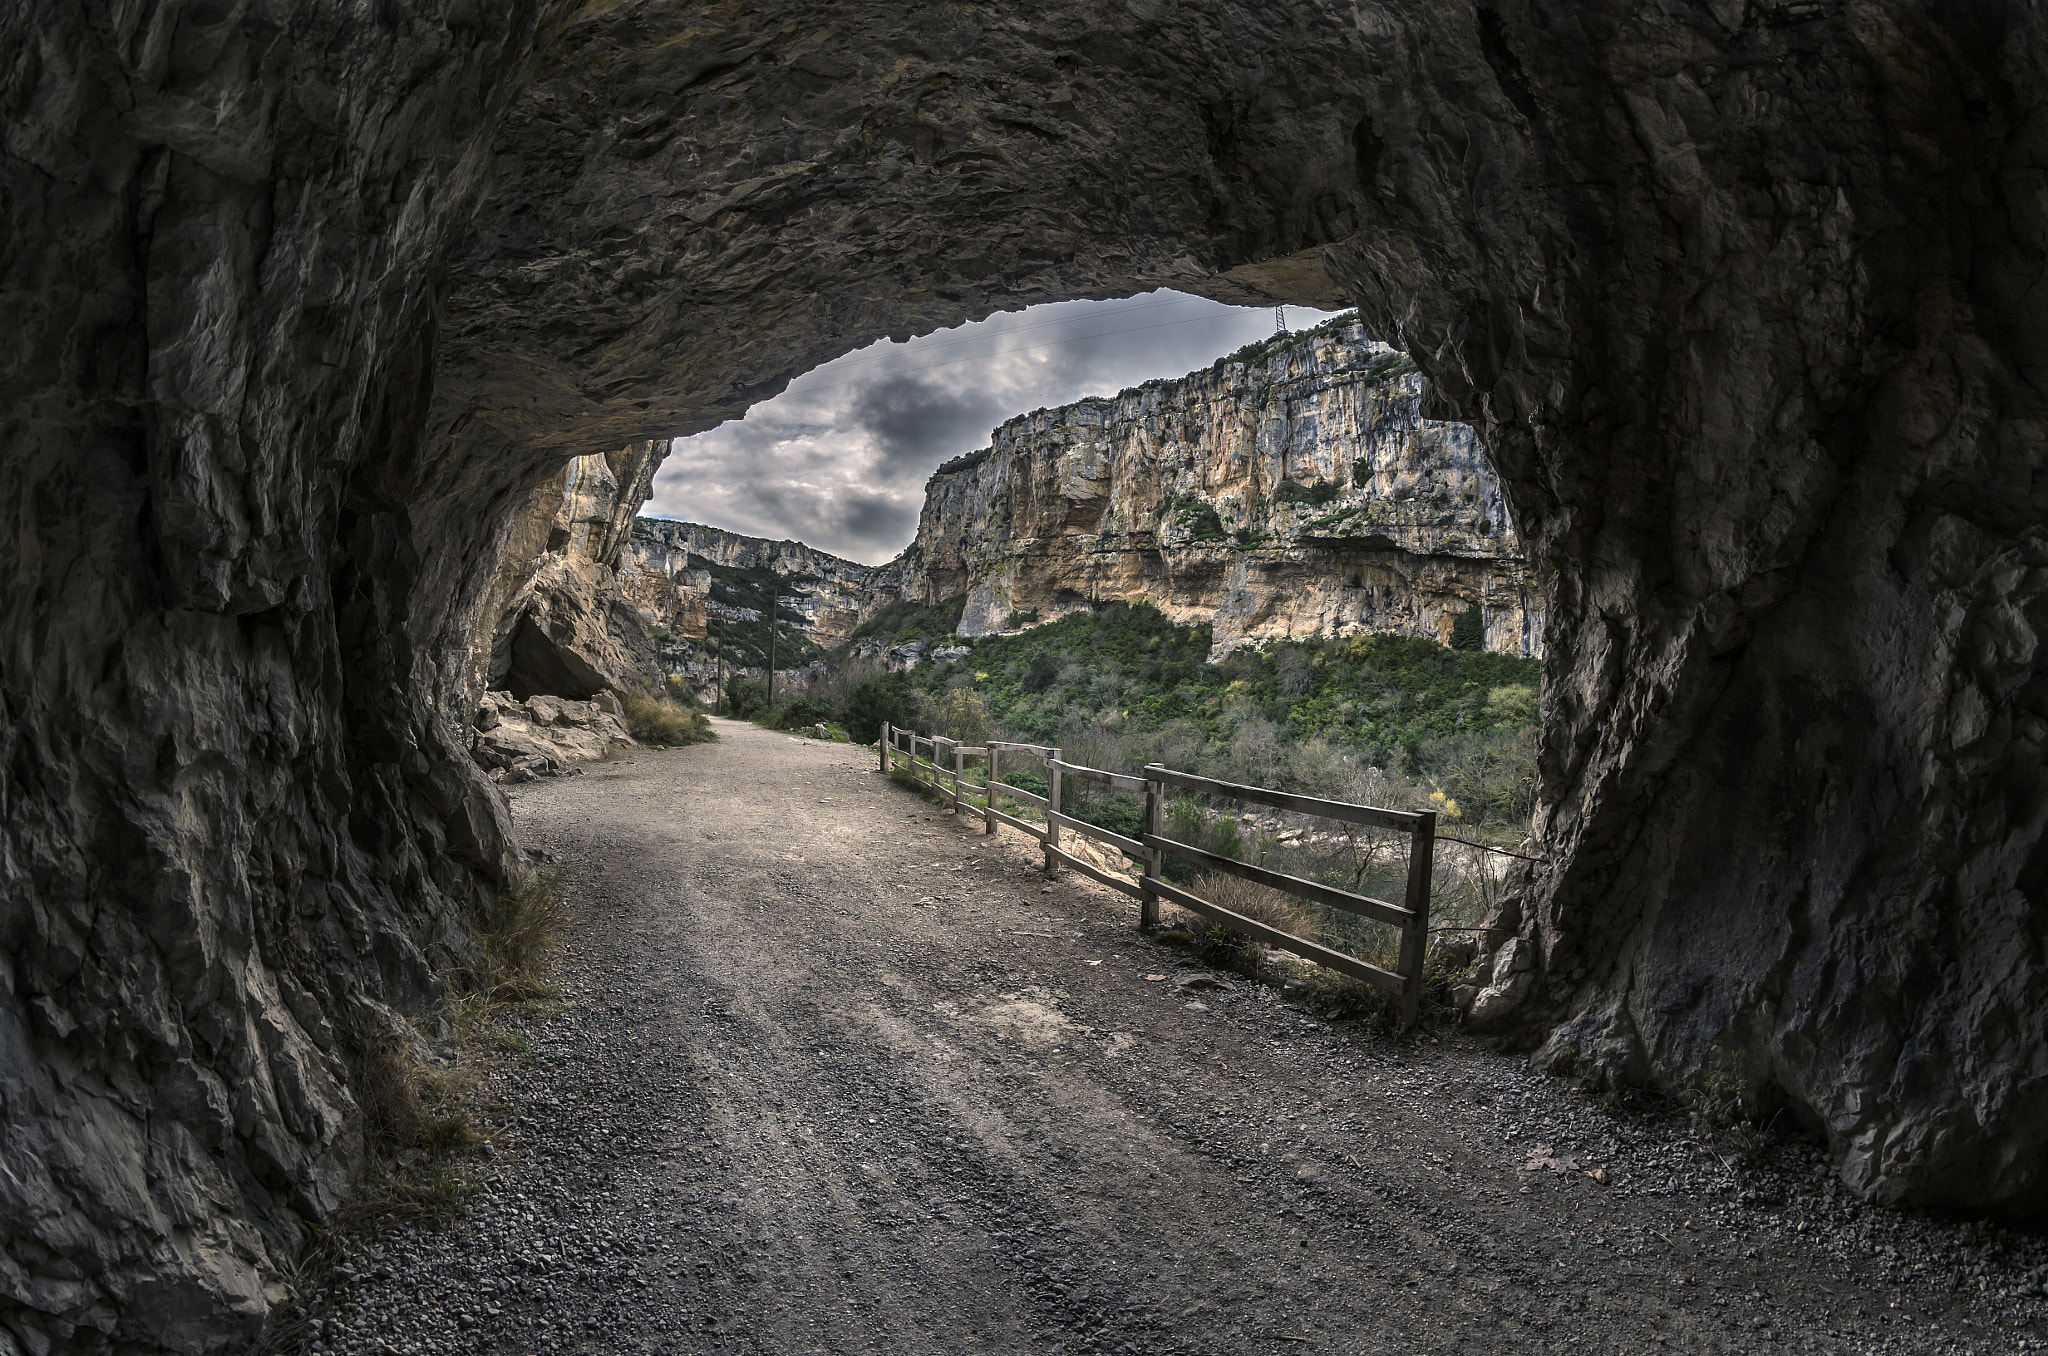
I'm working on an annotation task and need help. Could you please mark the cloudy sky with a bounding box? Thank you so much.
[644,291,1345,564]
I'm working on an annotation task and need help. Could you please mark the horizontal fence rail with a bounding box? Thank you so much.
[877,725,1437,1027]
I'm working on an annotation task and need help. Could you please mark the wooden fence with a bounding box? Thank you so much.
[879,722,1438,1028]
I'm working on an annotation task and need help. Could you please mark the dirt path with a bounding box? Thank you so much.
[290,719,2045,1356]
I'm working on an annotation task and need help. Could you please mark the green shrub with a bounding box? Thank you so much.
[938,689,990,745]
[1365,351,1419,383]
[1171,499,1227,541]
[1066,790,1143,840]
[767,695,835,730]
[1485,683,1537,724]
[1001,767,1049,799]
[1273,478,1340,507]
[724,678,770,719]
[842,673,914,744]
[1450,605,1485,651]
[934,446,994,476]
[1022,650,1060,692]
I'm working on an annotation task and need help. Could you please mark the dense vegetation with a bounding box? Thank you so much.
[843,593,968,648]
[808,600,1538,1009]
[801,599,1539,835]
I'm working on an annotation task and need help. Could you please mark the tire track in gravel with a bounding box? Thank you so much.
[286,719,2047,1356]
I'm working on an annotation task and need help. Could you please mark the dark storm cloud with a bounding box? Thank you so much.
[645,291,1345,563]
[831,492,919,547]
[846,374,1012,471]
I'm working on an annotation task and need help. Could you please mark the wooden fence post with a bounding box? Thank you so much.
[1398,810,1438,1030]
[984,744,999,836]
[1043,749,1063,874]
[1140,776,1163,929]
[880,721,891,773]
[952,744,965,814]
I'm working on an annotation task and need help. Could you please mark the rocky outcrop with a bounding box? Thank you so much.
[476,442,669,702]
[621,519,876,649]
[864,321,1539,657]
[4,3,2043,1351]
[471,692,634,781]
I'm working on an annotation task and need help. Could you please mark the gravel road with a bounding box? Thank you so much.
[285,719,2047,1355]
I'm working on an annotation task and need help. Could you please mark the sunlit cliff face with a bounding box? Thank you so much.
[2,1,2043,1350]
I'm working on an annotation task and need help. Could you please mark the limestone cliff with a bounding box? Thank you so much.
[474,441,669,702]
[621,519,875,650]
[865,321,1538,657]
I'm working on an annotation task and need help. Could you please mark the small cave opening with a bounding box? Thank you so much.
[500,613,607,701]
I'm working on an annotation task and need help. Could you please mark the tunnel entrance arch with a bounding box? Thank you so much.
[419,0,2045,1220]
[6,3,2045,1351]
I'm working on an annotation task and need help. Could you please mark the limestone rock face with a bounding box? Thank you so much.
[476,441,669,703]
[3,1,2043,1350]
[471,692,634,780]
[865,322,1538,657]
[622,520,876,650]
[2,6,549,1352]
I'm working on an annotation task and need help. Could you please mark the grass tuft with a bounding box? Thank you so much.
[1187,871,1317,942]
[341,867,569,1224]
[624,691,713,746]
[1686,1036,1778,1161]
[341,1032,483,1223]
[464,869,566,1001]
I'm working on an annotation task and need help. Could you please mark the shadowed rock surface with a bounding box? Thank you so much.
[2,1,2042,1351]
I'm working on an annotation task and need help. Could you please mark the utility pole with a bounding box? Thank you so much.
[767,586,778,710]
[1274,304,1287,335]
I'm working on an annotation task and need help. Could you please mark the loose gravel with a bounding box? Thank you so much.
[275,720,2048,1355]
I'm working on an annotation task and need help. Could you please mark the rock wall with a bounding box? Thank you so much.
[864,321,1540,657]
[2,7,559,1353]
[621,519,876,649]
[474,441,669,703]
[4,2,2043,1350]
[471,691,634,782]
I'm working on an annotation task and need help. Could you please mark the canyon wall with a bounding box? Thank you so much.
[4,2,2043,1351]
[866,321,1540,657]
[622,519,876,650]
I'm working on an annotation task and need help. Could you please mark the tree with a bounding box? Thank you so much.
[840,674,912,744]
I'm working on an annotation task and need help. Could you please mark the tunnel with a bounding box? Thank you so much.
[2,1,2043,1350]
